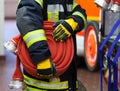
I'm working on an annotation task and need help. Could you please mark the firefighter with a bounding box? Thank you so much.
[94,0,120,12]
[16,0,87,91]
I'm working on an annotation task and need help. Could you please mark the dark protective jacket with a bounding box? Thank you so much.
[16,0,87,90]
[16,0,87,64]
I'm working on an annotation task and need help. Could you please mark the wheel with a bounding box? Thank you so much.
[84,21,99,71]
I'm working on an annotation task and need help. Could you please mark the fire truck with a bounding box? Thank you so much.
[76,0,100,71]
[76,0,120,90]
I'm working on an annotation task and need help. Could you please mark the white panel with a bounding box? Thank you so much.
[0,0,5,55]
[76,35,84,56]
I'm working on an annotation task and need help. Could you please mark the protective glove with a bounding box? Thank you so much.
[37,58,57,79]
[52,18,79,42]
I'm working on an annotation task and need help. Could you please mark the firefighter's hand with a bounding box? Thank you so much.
[37,58,57,79]
[52,18,79,42]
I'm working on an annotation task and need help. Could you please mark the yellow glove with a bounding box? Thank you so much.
[52,18,79,42]
[37,58,57,79]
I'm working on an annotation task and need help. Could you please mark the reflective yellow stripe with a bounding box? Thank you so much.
[47,4,63,21]
[76,81,78,89]
[24,75,68,90]
[18,0,20,3]
[24,86,47,91]
[55,12,59,22]
[72,3,78,10]
[49,77,60,82]
[48,12,52,21]
[72,11,87,25]
[24,86,68,91]
[23,29,46,48]
[48,12,59,21]
[72,0,78,10]
[35,0,43,8]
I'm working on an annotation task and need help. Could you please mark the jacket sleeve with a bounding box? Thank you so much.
[68,0,87,32]
[16,0,51,64]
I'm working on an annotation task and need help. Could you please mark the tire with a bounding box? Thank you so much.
[84,21,99,71]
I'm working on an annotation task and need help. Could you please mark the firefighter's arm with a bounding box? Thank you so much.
[16,0,50,63]
[52,1,87,42]
[16,0,56,77]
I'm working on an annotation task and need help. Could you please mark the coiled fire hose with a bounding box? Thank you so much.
[7,21,74,83]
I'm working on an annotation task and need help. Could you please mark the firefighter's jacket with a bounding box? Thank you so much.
[16,0,87,65]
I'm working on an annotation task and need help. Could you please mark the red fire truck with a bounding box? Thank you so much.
[76,0,100,71]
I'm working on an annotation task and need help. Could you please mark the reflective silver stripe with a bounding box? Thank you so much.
[47,4,64,12]
[24,75,68,89]
[47,4,64,21]
[25,33,45,44]
[51,12,56,21]
[48,12,59,21]
[66,4,72,12]
[48,12,58,21]
[23,30,46,48]
[54,11,59,21]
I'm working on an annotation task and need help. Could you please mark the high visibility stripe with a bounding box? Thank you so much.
[76,81,78,89]
[18,0,21,4]
[47,4,63,21]
[35,0,43,8]
[23,29,46,48]
[47,4,64,12]
[48,12,57,21]
[23,86,69,91]
[48,12,52,21]
[24,75,68,90]
[66,4,72,12]
[72,0,78,10]
[72,11,87,25]
[54,12,59,21]
[48,12,59,21]
[24,86,47,91]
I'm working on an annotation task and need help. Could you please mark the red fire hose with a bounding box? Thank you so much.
[12,21,74,81]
